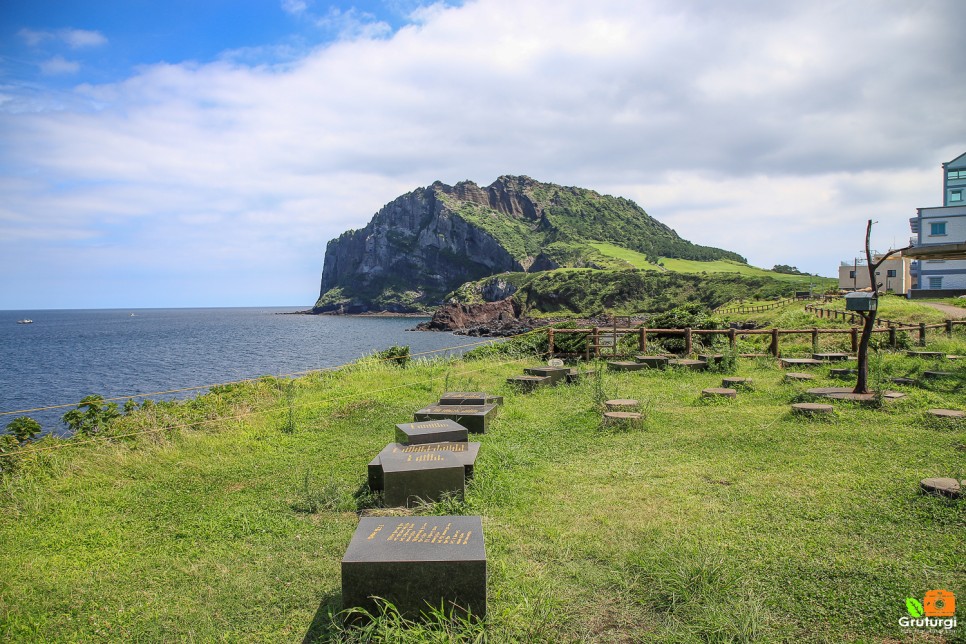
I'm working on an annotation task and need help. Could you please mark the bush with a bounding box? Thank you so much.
[62,395,121,436]
[5,416,41,444]
[375,345,410,367]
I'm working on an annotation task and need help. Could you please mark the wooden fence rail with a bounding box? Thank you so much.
[547,319,966,358]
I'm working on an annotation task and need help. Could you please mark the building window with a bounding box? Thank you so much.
[948,170,966,180]
[887,269,897,277]
[951,190,963,202]
[930,222,947,235]
[848,270,855,279]
[929,277,943,289]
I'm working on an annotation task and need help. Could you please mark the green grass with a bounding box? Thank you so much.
[589,242,836,288]
[1,344,965,642]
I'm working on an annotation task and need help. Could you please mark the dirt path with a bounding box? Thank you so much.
[920,301,966,319]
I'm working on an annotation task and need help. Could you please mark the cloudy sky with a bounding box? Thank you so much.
[2,0,964,309]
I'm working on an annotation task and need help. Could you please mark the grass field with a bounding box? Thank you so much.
[588,242,836,289]
[1,342,965,642]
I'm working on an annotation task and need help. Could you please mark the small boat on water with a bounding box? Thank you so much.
[17,319,33,324]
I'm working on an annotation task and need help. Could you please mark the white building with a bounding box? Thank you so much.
[838,254,912,292]
[908,151,966,296]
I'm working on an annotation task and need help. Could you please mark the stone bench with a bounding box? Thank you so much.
[702,388,736,398]
[791,402,834,416]
[507,375,550,391]
[668,359,708,371]
[414,404,497,433]
[396,419,468,445]
[523,366,571,384]
[922,371,957,380]
[634,356,669,369]
[813,353,851,361]
[368,442,481,493]
[605,399,639,411]
[926,409,966,421]
[722,377,753,389]
[607,361,647,372]
[438,392,503,406]
[784,372,816,382]
[919,478,962,499]
[602,411,643,428]
[780,358,824,368]
[341,515,487,619]
[907,351,945,359]
[829,368,856,378]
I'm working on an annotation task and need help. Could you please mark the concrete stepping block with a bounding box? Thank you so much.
[919,478,962,499]
[698,354,724,365]
[780,358,824,368]
[607,361,647,371]
[891,377,917,386]
[805,387,905,402]
[813,353,851,361]
[668,359,708,371]
[923,371,957,379]
[341,515,487,619]
[829,368,856,378]
[566,369,595,383]
[396,419,468,445]
[722,377,753,389]
[926,409,966,420]
[791,402,834,415]
[739,353,769,358]
[414,404,497,433]
[784,372,816,382]
[702,388,737,398]
[948,355,962,361]
[438,392,503,406]
[602,411,643,427]
[524,366,571,384]
[634,356,669,368]
[605,399,639,411]
[507,375,550,391]
[907,351,946,359]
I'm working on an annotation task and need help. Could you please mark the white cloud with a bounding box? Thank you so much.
[18,27,107,49]
[39,56,81,75]
[2,0,966,308]
[282,0,309,15]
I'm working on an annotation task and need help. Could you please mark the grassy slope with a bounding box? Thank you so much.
[590,241,837,288]
[1,340,965,642]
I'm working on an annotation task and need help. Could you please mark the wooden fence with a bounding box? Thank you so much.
[547,319,966,358]
[715,294,834,315]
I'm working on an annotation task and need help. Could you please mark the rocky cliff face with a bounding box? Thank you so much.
[316,182,525,313]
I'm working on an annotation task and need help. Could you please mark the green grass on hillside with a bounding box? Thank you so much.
[589,242,836,288]
[1,343,964,642]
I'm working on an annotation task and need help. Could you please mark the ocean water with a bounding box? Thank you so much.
[0,308,477,435]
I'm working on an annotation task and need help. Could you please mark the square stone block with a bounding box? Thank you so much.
[342,516,486,619]
[396,419,468,445]
[369,442,480,491]
[523,366,570,384]
[414,404,497,433]
[438,392,503,406]
[381,450,464,507]
[507,375,549,391]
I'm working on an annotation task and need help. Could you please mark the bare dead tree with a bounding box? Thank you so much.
[853,220,912,394]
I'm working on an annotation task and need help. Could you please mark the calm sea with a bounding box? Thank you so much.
[0,308,477,435]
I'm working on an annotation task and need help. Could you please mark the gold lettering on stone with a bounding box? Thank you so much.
[382,521,472,545]
[367,524,385,540]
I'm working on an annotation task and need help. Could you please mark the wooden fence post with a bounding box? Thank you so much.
[946,320,954,338]
[685,328,693,356]
[770,328,779,357]
[639,327,646,353]
[919,323,926,346]
[850,327,858,353]
[593,327,600,358]
[811,328,819,353]
[728,328,736,349]
[889,327,897,349]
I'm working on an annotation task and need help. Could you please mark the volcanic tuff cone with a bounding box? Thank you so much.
[314,175,744,313]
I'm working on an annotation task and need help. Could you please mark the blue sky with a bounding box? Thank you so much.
[2,0,965,309]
